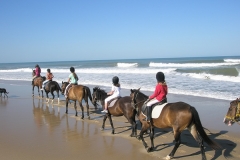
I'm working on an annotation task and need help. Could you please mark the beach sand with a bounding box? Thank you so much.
[0,79,240,160]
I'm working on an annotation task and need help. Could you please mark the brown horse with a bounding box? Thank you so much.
[130,88,221,160]
[32,76,46,97]
[223,98,240,126]
[92,87,137,136]
[61,82,96,119]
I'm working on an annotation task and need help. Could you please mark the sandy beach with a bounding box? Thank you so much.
[0,79,240,160]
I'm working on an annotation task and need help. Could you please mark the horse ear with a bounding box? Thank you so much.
[130,89,133,93]
[137,87,141,91]
[62,81,63,84]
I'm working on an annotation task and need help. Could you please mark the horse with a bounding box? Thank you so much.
[223,98,240,126]
[32,76,46,98]
[43,81,62,104]
[61,82,96,119]
[130,88,221,160]
[92,87,137,136]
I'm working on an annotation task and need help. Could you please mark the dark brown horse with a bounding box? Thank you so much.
[32,76,46,97]
[223,98,240,126]
[130,88,221,160]
[44,81,62,104]
[61,82,96,119]
[92,87,137,136]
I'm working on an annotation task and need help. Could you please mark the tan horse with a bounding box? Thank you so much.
[32,76,46,97]
[61,82,96,119]
[130,88,221,160]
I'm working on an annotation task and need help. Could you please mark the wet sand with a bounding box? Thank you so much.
[0,80,240,160]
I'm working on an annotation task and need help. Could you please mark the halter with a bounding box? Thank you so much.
[224,101,240,123]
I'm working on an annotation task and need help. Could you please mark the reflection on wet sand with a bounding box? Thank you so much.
[32,98,65,134]
[0,96,8,107]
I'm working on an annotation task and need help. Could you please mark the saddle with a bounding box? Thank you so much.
[107,97,121,108]
[141,99,167,118]
[66,84,77,94]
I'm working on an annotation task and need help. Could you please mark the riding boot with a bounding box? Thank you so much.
[146,106,152,122]
[32,80,33,85]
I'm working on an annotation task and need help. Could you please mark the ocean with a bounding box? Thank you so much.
[0,56,239,100]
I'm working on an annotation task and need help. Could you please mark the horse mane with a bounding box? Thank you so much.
[132,89,148,99]
[93,87,107,101]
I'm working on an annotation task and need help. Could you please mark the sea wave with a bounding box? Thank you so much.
[149,62,239,68]
[117,63,138,67]
[182,72,240,82]
[0,67,176,74]
[224,59,240,63]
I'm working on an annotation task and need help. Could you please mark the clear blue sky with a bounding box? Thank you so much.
[0,0,239,63]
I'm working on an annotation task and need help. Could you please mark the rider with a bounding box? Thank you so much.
[64,67,79,98]
[144,72,168,122]
[32,64,41,85]
[101,76,121,113]
[41,68,54,90]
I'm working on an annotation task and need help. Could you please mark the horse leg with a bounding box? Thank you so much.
[101,114,108,130]
[46,92,49,103]
[75,101,79,117]
[79,101,84,119]
[138,123,149,149]
[188,124,207,160]
[85,100,90,120]
[57,90,60,104]
[107,114,115,134]
[147,126,155,152]
[51,90,54,103]
[37,87,40,97]
[127,117,137,137]
[166,128,182,160]
[32,86,34,97]
[41,89,44,98]
[65,99,69,114]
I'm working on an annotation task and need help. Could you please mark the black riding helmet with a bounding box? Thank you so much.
[70,67,75,72]
[156,72,165,82]
[47,68,50,72]
[112,76,119,85]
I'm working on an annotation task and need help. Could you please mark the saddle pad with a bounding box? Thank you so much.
[152,103,168,118]
[108,99,118,108]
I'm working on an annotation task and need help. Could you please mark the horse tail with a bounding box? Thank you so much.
[56,82,62,91]
[190,107,221,150]
[84,86,93,102]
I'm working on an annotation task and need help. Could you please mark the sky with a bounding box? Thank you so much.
[0,0,240,63]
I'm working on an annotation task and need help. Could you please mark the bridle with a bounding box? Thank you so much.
[131,90,147,109]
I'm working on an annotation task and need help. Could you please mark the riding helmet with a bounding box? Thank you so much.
[112,76,119,85]
[70,67,75,72]
[47,69,50,72]
[156,72,165,82]
[35,64,39,68]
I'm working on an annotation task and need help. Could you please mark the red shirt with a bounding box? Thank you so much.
[149,83,168,101]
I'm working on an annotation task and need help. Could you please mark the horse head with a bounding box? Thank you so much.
[130,88,148,111]
[92,87,107,104]
[223,98,240,126]
[61,81,69,95]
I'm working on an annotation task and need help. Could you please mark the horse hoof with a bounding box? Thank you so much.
[111,131,115,134]
[164,155,171,160]
[147,147,153,152]
[101,128,104,131]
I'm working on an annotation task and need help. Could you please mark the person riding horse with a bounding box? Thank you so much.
[32,64,41,85]
[64,67,79,98]
[101,76,121,113]
[144,72,168,122]
[41,68,54,90]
